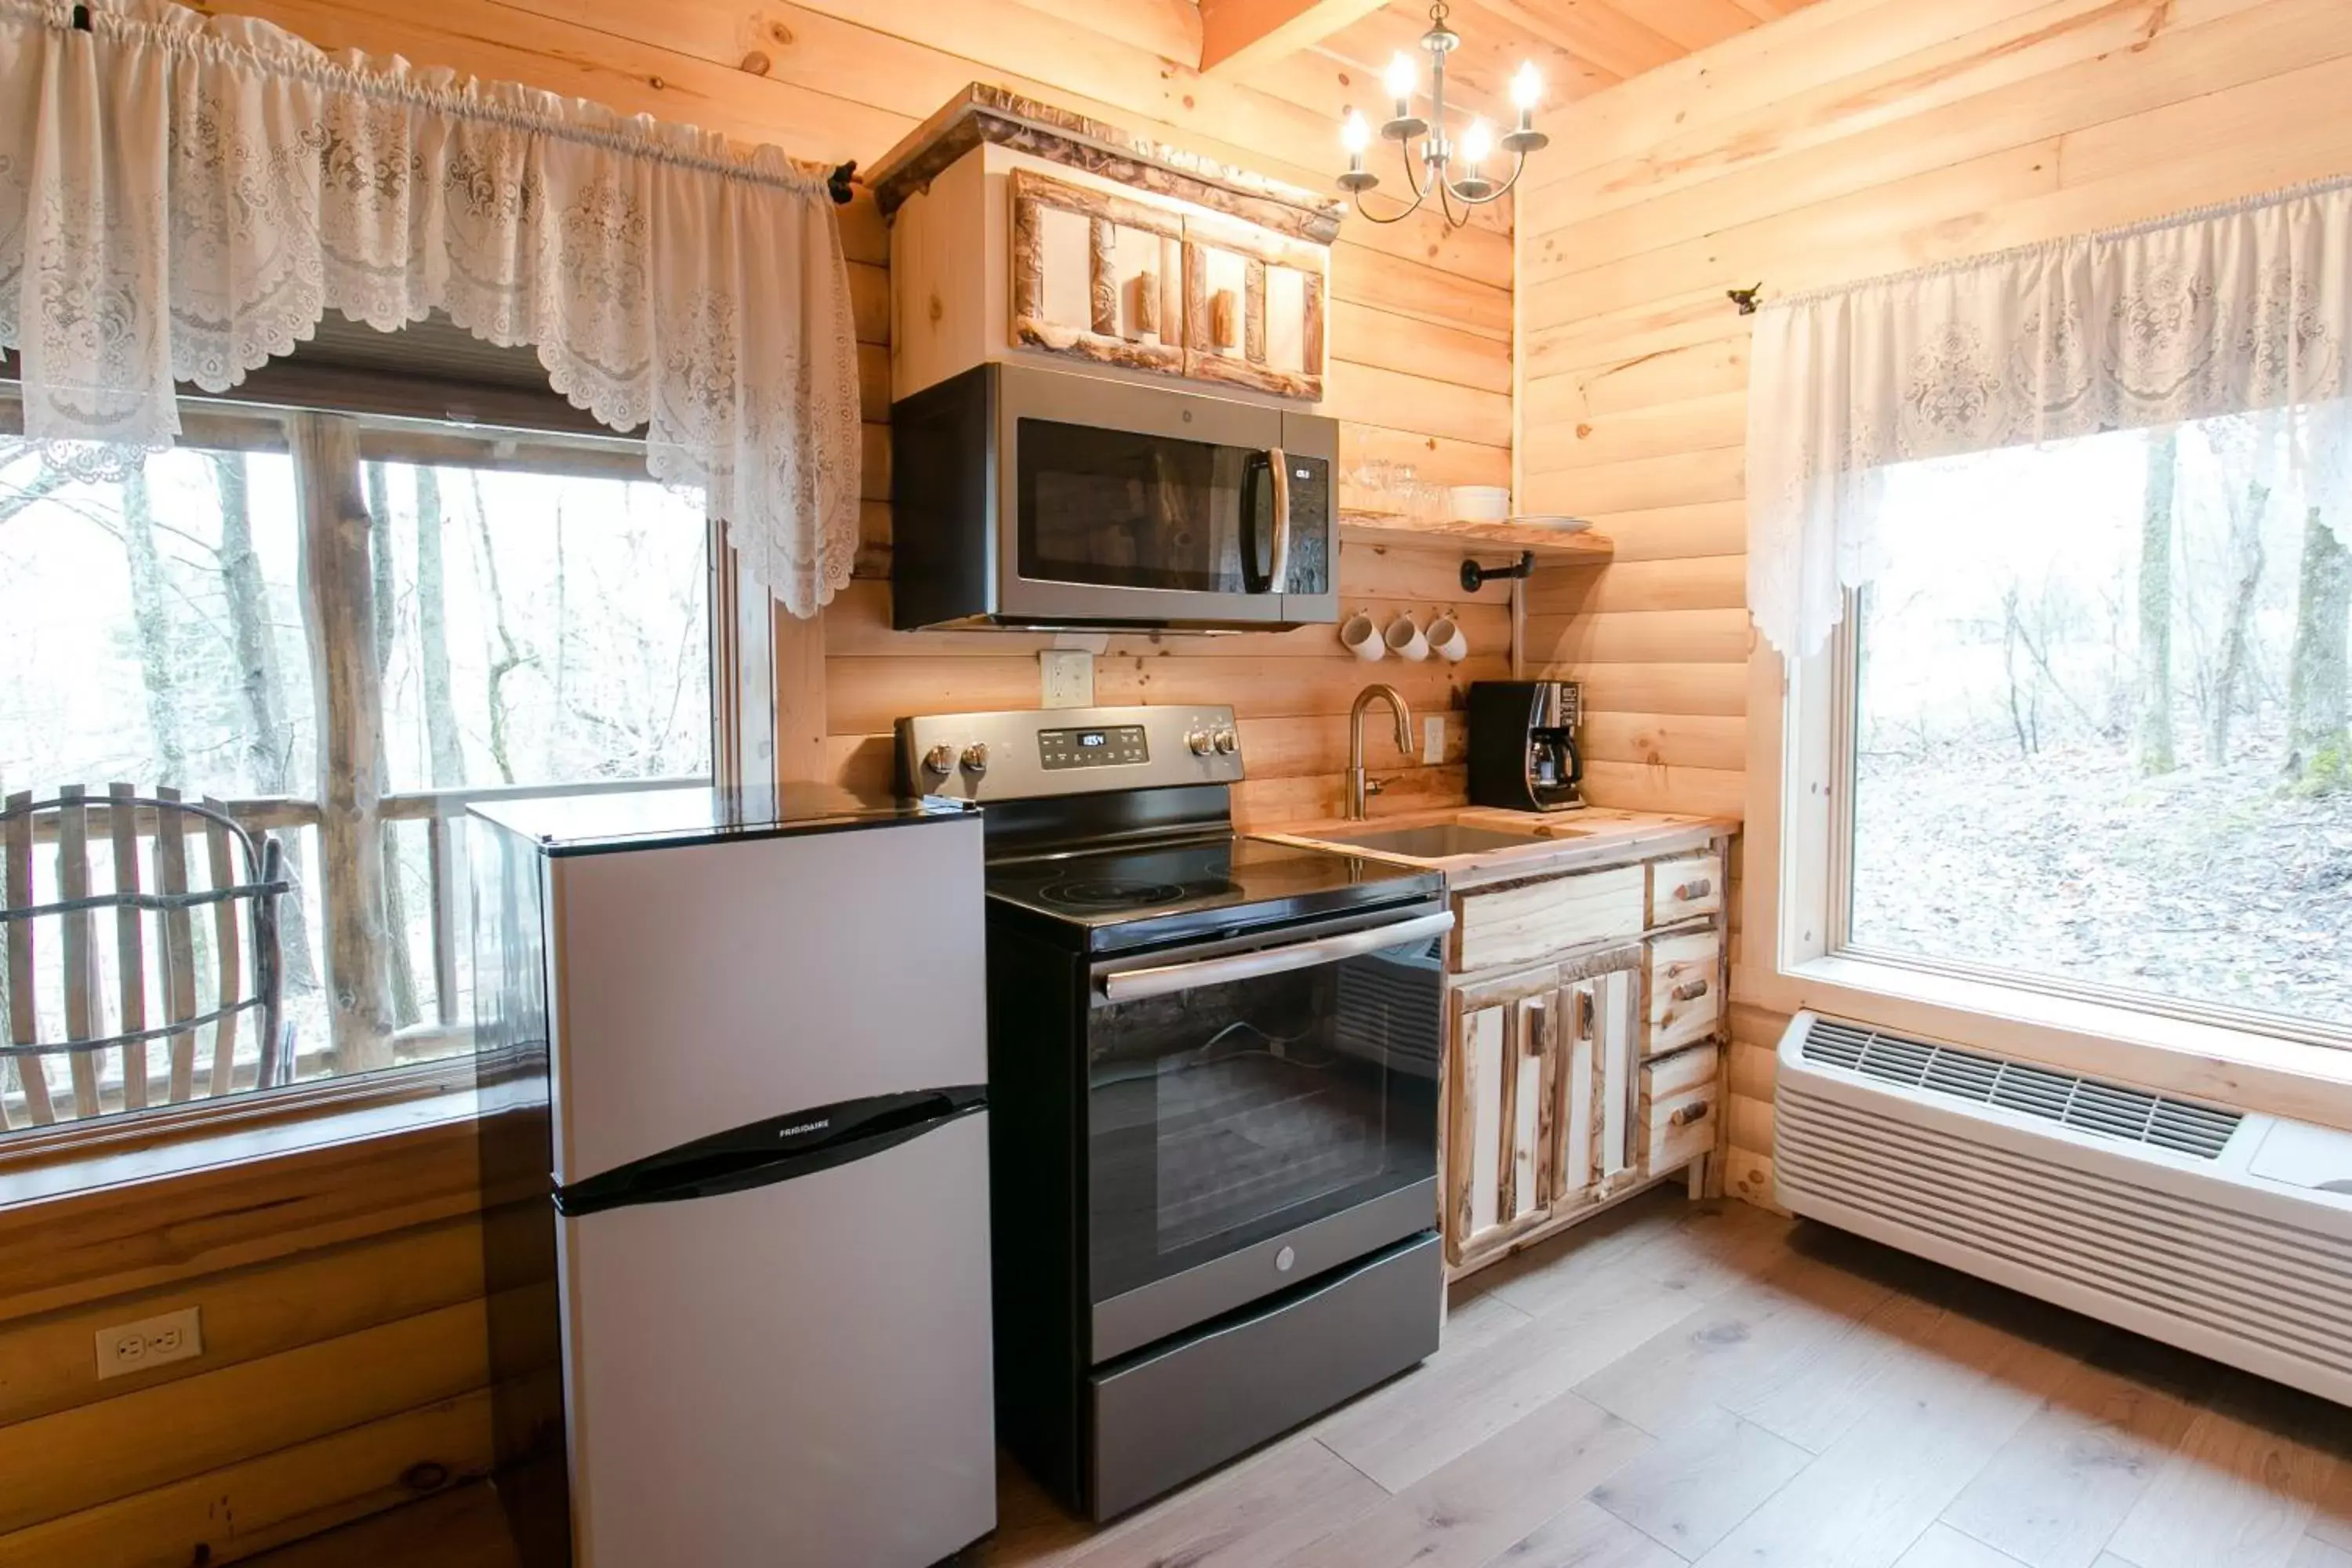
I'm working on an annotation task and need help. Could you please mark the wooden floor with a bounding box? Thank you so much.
[256,1191,2352,1568]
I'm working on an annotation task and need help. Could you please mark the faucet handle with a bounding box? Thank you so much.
[1365,778,1386,798]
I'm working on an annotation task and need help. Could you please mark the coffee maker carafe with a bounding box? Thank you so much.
[1468,681,1585,812]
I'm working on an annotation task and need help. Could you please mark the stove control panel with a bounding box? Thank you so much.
[1039,724,1148,771]
[895,706,1242,801]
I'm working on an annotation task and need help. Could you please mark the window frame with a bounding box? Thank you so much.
[0,389,758,1164]
[1745,587,2352,1132]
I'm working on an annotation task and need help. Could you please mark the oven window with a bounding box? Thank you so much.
[1087,935,1442,1304]
[1016,419,1268,593]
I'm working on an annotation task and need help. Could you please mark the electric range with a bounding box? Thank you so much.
[895,704,1450,1521]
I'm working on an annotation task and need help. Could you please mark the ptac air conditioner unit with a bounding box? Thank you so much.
[1775,1011,2352,1406]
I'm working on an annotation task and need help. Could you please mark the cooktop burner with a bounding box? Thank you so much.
[1036,878,1232,911]
[987,835,1440,954]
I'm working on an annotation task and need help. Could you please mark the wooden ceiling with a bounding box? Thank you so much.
[1228,0,1820,121]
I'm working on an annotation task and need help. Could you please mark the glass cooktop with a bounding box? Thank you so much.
[985,835,1442,955]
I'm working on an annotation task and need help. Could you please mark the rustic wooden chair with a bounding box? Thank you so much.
[0,785,290,1129]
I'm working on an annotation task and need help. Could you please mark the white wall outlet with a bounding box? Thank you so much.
[1422,715,1446,766]
[95,1305,202,1381]
[1040,648,1094,710]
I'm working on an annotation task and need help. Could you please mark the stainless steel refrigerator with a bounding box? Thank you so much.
[470,786,994,1568]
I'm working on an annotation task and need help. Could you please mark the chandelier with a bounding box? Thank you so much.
[1338,2,1547,227]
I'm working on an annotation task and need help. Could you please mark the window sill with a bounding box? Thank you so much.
[0,1063,478,1210]
[1736,952,2352,1135]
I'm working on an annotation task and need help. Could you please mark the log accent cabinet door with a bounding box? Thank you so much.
[1443,963,1561,1269]
[1555,965,1640,1207]
[1444,954,1643,1271]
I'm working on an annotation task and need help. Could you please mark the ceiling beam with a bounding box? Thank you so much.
[1198,0,1393,76]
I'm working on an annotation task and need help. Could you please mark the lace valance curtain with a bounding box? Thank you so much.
[0,0,861,615]
[1748,176,2352,658]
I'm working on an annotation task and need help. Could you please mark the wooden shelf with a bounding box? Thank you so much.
[1338,511,1616,561]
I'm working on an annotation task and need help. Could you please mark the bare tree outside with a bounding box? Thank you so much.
[1850,414,2352,1030]
[364,460,422,1028]
[212,452,321,994]
[2285,504,2351,793]
[2136,429,2179,777]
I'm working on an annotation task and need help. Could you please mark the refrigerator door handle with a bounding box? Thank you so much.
[555,1084,986,1218]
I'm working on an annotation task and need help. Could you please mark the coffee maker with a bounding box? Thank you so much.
[1468,681,1584,812]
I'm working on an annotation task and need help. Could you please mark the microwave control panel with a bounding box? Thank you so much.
[1039,725,1149,771]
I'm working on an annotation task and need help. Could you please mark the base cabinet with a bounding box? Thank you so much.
[1443,958,1644,1272]
[1439,833,1735,1278]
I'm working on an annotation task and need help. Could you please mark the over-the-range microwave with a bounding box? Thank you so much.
[890,361,1339,630]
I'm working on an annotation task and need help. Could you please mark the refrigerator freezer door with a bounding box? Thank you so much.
[545,814,984,1183]
[561,1110,996,1568]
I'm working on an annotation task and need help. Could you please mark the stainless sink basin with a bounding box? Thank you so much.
[1319,822,1575,858]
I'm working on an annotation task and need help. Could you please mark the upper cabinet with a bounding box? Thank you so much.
[868,86,1341,405]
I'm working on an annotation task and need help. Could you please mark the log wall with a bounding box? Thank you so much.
[0,1111,561,1566]
[1512,0,2352,1201]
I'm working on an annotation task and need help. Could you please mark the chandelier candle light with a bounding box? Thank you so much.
[1338,2,1547,227]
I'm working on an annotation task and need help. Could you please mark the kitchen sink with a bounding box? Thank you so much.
[1318,822,1581,858]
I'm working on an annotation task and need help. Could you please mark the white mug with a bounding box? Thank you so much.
[1383,613,1428,662]
[1426,615,1468,663]
[1339,611,1385,661]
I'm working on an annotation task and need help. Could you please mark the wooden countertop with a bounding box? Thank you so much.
[1255,805,1737,891]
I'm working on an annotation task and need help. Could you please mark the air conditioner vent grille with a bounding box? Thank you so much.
[1798,1018,2241,1160]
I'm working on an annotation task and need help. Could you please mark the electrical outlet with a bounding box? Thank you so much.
[1040,648,1094,710]
[1422,715,1446,765]
[96,1306,202,1381]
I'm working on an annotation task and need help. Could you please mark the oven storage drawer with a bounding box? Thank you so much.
[1088,1230,1442,1520]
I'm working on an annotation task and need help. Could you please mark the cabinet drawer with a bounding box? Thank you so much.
[1454,866,1645,974]
[1645,931,1722,1055]
[1649,852,1724,926]
[1639,1044,1719,1175]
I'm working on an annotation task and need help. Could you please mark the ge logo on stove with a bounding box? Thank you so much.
[1275,1246,1296,1274]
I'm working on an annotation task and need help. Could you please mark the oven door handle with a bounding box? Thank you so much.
[1098,909,1455,1004]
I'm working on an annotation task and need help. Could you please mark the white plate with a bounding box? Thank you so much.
[1504,514,1592,532]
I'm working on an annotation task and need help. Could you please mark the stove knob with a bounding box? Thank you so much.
[960,742,990,775]
[1212,728,1239,755]
[1186,729,1214,757]
[921,743,956,777]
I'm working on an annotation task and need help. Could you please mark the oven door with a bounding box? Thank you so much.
[996,365,1335,628]
[1083,902,1451,1363]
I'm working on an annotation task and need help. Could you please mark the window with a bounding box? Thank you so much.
[1828,412,2350,1040]
[0,401,716,1134]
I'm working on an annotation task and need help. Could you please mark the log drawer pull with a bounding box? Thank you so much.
[1668,1102,1711,1128]
[1674,878,1714,902]
[1671,977,1710,1003]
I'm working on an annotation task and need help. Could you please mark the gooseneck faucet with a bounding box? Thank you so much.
[1347,684,1416,820]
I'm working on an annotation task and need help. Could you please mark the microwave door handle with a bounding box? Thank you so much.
[1098,910,1455,1004]
[1239,450,1272,593]
[1267,446,1292,592]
